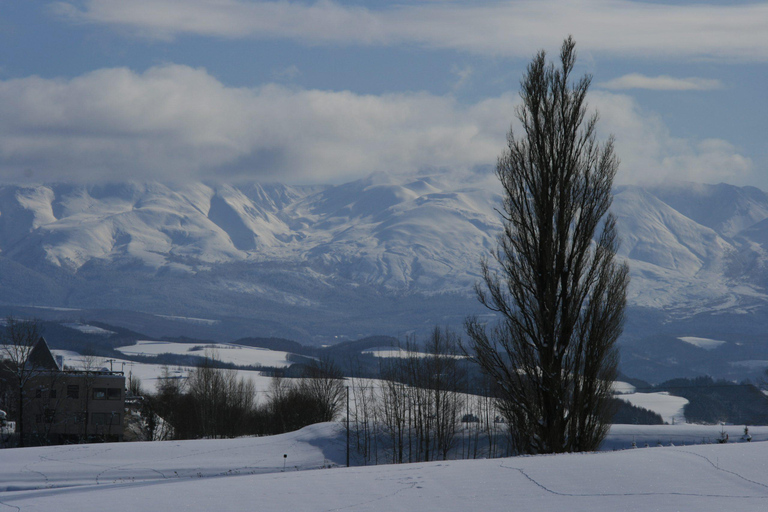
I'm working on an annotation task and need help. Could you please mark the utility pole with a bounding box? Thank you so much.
[346,385,350,468]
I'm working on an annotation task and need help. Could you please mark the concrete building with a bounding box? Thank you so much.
[1,337,125,445]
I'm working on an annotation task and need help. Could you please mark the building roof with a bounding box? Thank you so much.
[26,336,60,371]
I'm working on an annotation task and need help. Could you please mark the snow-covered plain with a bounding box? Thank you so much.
[52,351,278,395]
[115,340,296,368]
[2,423,768,512]
[620,392,689,425]
[54,349,689,427]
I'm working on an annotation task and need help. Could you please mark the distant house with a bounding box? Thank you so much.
[1,336,125,445]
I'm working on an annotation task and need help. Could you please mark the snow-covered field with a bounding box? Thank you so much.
[620,392,689,424]
[361,347,462,359]
[612,381,689,424]
[115,340,296,368]
[54,349,690,428]
[52,351,278,395]
[2,423,768,511]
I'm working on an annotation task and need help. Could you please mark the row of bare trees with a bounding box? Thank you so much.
[145,351,345,440]
[347,327,512,465]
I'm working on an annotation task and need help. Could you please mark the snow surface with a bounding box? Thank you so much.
[2,423,768,511]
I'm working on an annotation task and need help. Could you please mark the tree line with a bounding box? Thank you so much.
[133,350,345,441]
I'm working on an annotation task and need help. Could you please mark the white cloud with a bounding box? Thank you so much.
[0,65,751,186]
[0,65,515,184]
[589,92,753,185]
[599,74,723,91]
[53,0,768,61]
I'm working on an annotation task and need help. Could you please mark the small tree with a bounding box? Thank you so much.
[299,357,346,423]
[465,37,629,454]
[153,366,188,439]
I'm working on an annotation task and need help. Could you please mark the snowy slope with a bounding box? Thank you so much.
[4,177,768,379]
[2,424,768,511]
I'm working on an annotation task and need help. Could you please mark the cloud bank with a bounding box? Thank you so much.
[54,0,768,61]
[599,74,724,91]
[0,65,752,186]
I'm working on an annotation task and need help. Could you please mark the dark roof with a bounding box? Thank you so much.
[26,336,60,371]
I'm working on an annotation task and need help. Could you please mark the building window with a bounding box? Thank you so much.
[35,388,42,399]
[44,408,55,423]
[49,389,57,399]
[93,388,121,400]
[67,385,79,399]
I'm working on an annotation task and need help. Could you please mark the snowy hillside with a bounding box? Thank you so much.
[2,423,768,512]
[3,176,768,380]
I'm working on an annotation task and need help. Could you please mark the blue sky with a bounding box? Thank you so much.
[0,0,765,188]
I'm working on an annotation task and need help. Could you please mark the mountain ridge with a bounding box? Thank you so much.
[3,176,768,381]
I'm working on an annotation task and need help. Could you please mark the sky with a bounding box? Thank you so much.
[0,0,765,188]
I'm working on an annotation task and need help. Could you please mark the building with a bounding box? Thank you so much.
[1,336,125,445]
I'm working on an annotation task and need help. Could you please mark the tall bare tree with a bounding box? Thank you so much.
[465,37,629,454]
[0,317,43,447]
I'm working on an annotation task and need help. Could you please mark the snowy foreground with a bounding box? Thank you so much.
[2,424,768,512]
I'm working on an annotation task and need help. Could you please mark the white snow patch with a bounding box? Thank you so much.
[678,336,727,350]
[62,323,115,336]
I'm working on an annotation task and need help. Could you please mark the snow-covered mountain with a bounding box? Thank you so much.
[3,175,768,381]
[0,175,497,290]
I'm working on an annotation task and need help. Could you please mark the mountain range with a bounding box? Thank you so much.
[2,173,768,382]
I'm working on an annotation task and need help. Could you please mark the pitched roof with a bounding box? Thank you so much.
[26,336,60,370]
